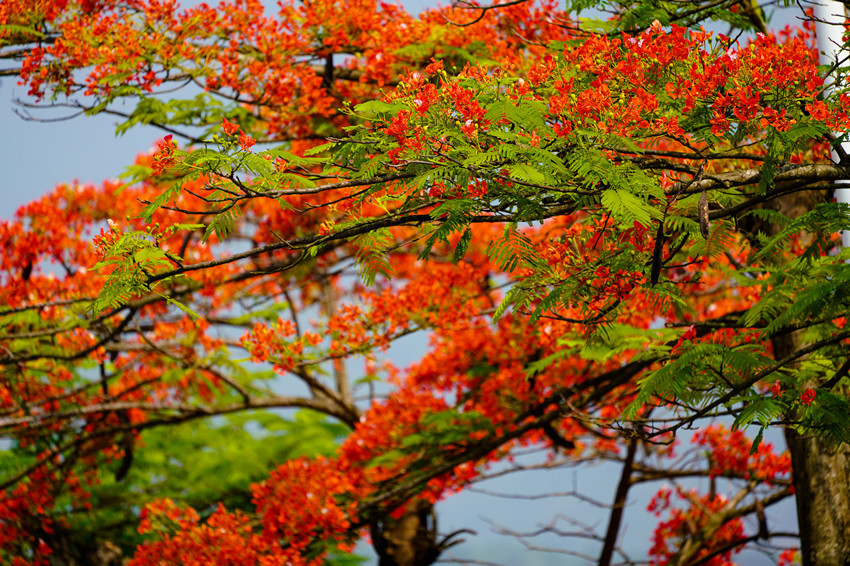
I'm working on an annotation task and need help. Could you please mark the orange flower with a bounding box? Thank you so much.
[151,134,176,175]
[238,131,255,151]
[221,117,239,136]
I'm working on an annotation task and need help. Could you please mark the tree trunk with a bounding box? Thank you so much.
[758,187,850,565]
[775,333,850,565]
[785,427,850,565]
[370,499,442,566]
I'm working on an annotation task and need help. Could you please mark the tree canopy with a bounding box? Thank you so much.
[1,0,849,564]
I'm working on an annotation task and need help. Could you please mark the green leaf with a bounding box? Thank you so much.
[156,292,201,320]
[453,227,473,263]
[601,188,657,227]
[0,24,45,38]
[304,141,337,156]
[351,228,394,285]
[507,163,546,185]
[750,427,764,455]
[486,224,536,272]
[353,99,406,116]
[203,207,241,243]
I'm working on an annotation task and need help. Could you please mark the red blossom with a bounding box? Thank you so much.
[527,54,556,85]
[779,548,800,565]
[151,134,176,175]
[238,131,256,151]
[552,121,572,138]
[386,110,410,144]
[222,117,240,136]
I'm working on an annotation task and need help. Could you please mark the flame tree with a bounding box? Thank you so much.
[1,0,849,564]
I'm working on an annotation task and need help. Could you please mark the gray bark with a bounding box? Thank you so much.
[785,428,850,565]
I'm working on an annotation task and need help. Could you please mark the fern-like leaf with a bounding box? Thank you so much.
[351,228,394,285]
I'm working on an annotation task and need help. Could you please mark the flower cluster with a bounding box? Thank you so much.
[151,135,176,176]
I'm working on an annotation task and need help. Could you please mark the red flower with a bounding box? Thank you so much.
[238,131,256,151]
[461,118,477,139]
[424,57,443,76]
[770,380,782,397]
[386,111,409,143]
[779,548,800,566]
[800,388,816,406]
[552,121,572,139]
[805,100,830,121]
[152,134,176,175]
[222,117,239,136]
[527,54,556,86]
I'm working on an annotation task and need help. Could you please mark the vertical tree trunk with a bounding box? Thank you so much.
[800,0,850,557]
[760,187,850,564]
[785,428,850,565]
[774,334,850,565]
[370,500,442,566]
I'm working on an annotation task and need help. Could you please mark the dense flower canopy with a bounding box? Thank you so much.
[1,0,849,564]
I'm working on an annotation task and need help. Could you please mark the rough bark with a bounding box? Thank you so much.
[785,427,850,565]
[777,328,850,566]
[370,499,442,566]
[759,187,850,565]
